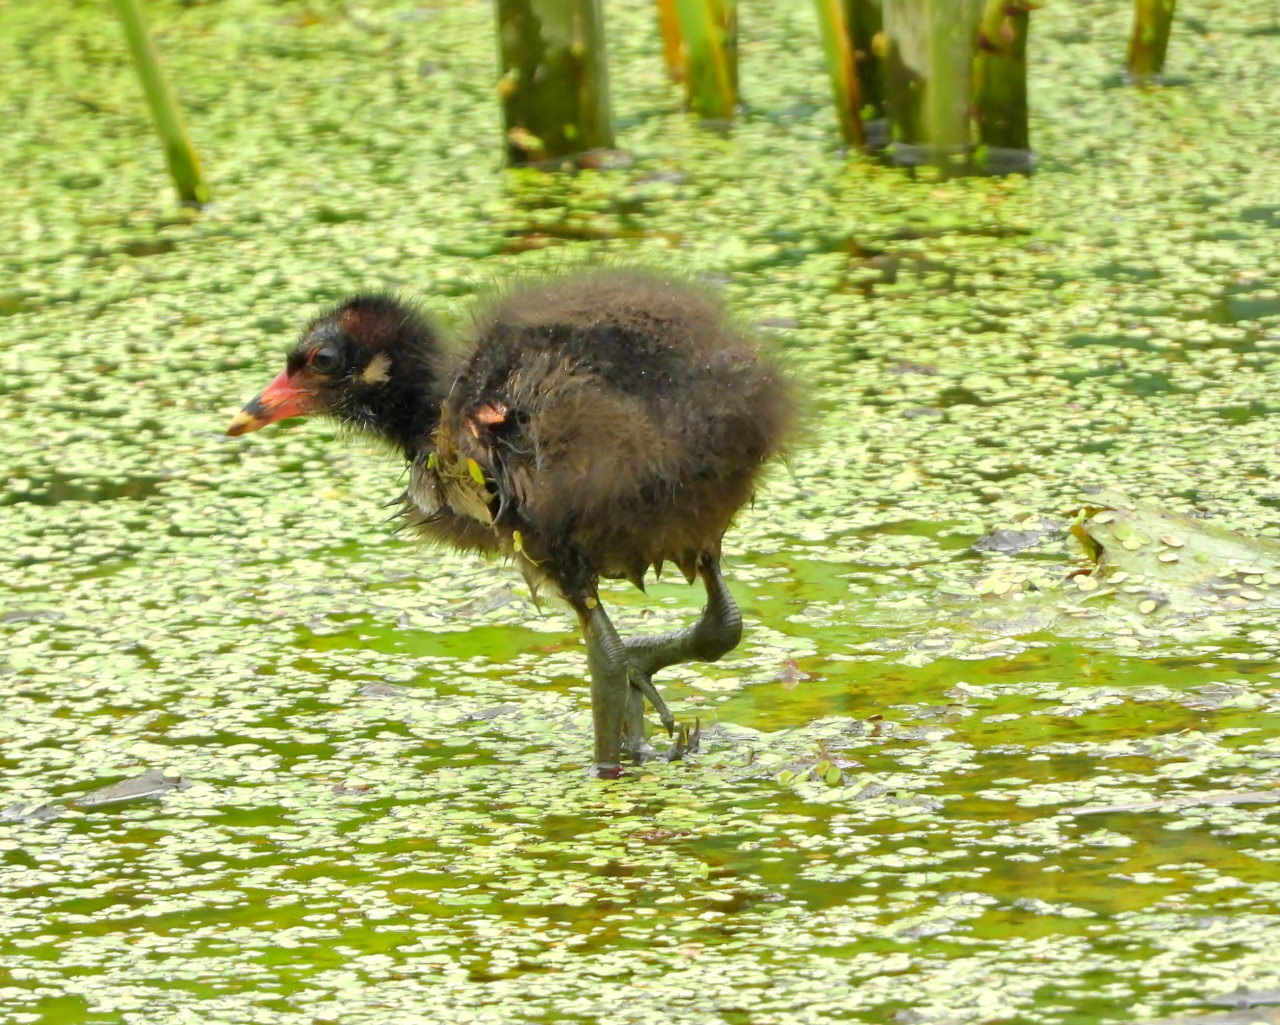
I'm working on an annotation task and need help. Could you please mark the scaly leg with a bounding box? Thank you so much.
[570,556,744,773]
[620,670,656,764]
[625,553,743,759]
[570,590,630,779]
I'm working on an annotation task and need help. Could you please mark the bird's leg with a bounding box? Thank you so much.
[569,589,634,779]
[624,553,743,759]
[628,553,743,678]
[621,674,658,765]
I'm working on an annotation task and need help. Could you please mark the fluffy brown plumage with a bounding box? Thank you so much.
[228,268,793,775]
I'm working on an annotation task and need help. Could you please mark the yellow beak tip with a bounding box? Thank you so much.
[226,410,259,437]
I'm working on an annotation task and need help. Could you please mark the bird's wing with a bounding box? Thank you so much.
[404,458,446,521]
[415,401,496,527]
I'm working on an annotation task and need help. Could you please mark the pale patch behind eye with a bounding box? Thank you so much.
[361,352,393,384]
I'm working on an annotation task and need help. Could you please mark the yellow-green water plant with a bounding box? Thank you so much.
[655,0,686,82]
[848,0,887,147]
[495,0,615,166]
[972,0,1032,173]
[111,0,209,206]
[1126,0,1177,84]
[881,0,984,174]
[813,0,888,151]
[880,0,1031,175]
[813,0,867,148]
[672,0,738,120]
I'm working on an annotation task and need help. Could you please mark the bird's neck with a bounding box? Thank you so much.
[387,394,444,460]
[344,384,444,459]
[394,401,443,460]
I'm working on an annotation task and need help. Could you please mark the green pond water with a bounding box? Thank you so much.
[4,1,1280,1023]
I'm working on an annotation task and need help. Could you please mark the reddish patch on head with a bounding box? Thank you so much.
[337,305,403,350]
[339,308,370,336]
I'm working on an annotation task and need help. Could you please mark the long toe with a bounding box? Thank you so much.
[663,718,702,762]
[626,663,676,734]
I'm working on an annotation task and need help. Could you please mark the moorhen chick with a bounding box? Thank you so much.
[227,269,792,777]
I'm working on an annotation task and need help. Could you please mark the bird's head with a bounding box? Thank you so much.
[227,294,448,449]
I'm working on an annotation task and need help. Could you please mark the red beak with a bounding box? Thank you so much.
[226,368,316,436]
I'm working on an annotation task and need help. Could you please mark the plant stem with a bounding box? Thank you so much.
[814,0,866,148]
[656,0,686,82]
[1126,0,1177,84]
[495,0,615,166]
[111,0,210,206]
[882,0,982,173]
[673,0,738,120]
[973,0,1032,173]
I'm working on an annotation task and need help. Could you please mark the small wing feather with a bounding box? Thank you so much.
[406,461,446,520]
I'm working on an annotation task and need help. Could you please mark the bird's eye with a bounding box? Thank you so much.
[309,346,342,374]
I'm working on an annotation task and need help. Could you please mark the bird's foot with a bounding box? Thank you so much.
[621,725,659,765]
[619,718,701,766]
[662,718,701,762]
